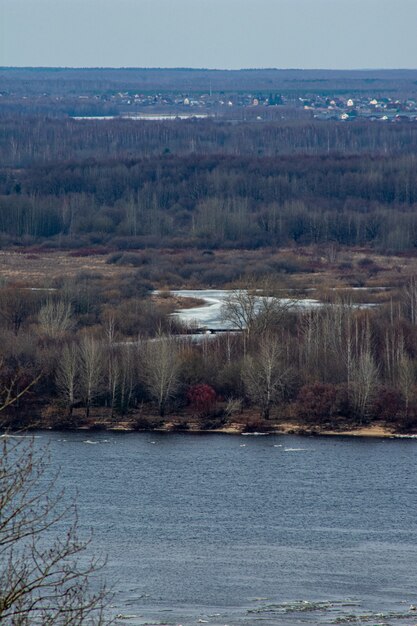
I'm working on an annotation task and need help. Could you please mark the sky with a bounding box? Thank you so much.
[1,0,417,70]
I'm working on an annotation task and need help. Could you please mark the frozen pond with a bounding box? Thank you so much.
[171,289,321,330]
[72,113,211,121]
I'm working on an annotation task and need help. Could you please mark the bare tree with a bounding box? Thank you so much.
[0,289,37,336]
[101,315,120,418]
[243,333,291,420]
[221,280,292,347]
[78,335,104,419]
[55,342,79,416]
[103,345,122,419]
[398,353,415,417]
[117,345,136,416]
[403,276,417,324]
[38,299,73,339]
[351,350,379,423]
[0,436,110,625]
[0,336,42,423]
[140,333,181,417]
[0,371,41,417]
[102,312,117,346]
[394,337,416,417]
[300,299,355,385]
[221,288,259,335]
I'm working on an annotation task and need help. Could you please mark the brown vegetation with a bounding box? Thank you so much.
[1,269,417,436]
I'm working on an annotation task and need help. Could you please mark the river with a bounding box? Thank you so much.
[26,431,417,625]
[170,289,322,330]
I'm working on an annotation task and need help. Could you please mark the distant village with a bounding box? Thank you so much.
[302,94,417,122]
[2,85,417,122]
[89,90,417,122]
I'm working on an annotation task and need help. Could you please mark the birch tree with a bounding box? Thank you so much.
[78,335,104,418]
[140,333,181,417]
[243,334,291,419]
[394,335,416,417]
[38,299,72,339]
[55,342,79,416]
[351,350,379,423]
[118,345,136,416]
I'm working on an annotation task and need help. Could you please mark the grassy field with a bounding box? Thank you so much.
[1,245,415,303]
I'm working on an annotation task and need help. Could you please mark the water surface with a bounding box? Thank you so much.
[32,432,417,625]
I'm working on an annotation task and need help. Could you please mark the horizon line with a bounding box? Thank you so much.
[1,66,417,72]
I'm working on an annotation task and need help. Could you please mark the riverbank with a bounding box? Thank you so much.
[152,421,414,438]
[5,410,414,438]
[272,421,403,438]
[3,387,416,439]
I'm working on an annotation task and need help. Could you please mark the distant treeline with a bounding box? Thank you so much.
[2,67,417,95]
[3,117,417,165]
[1,117,417,251]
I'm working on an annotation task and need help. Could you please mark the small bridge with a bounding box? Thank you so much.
[185,328,243,335]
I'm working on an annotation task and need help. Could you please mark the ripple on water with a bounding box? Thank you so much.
[30,431,417,626]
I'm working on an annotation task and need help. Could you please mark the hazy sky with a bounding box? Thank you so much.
[1,0,416,69]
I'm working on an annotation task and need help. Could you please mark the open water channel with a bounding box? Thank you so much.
[26,431,417,626]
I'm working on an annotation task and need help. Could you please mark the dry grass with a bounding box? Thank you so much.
[1,246,417,297]
[0,250,134,286]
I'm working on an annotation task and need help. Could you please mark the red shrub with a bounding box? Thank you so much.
[187,384,217,416]
[296,382,349,423]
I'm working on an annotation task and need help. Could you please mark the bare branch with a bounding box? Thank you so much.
[0,437,112,625]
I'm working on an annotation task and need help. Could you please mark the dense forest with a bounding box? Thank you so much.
[1,118,417,252]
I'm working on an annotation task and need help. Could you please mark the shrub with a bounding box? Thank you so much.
[296,382,350,424]
[187,383,217,416]
[370,387,403,422]
[132,415,163,430]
